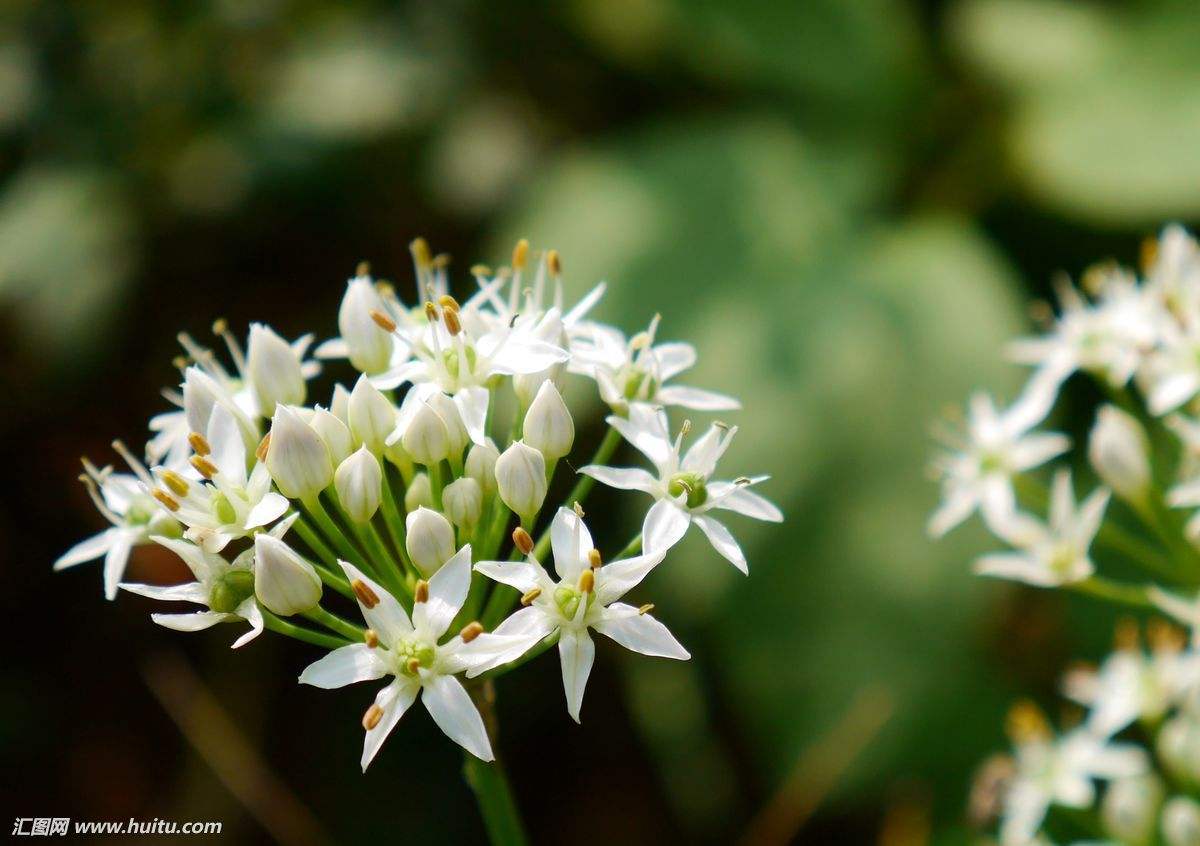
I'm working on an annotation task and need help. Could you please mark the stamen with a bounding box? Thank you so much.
[369,309,397,333]
[190,455,219,479]
[578,569,594,594]
[78,473,121,525]
[512,527,534,555]
[470,264,491,278]
[376,281,395,299]
[438,294,460,313]
[362,704,384,731]
[1114,617,1140,651]
[1147,617,1186,653]
[713,420,730,430]
[734,476,752,486]
[573,502,585,518]
[152,489,181,512]
[638,603,654,615]
[432,253,451,270]
[547,249,561,277]
[211,317,228,336]
[443,308,462,337]
[680,419,692,436]
[189,432,212,456]
[520,587,542,606]
[410,237,432,269]
[414,580,429,603]
[1005,699,1050,744]
[363,629,379,648]
[424,301,439,323]
[255,433,271,462]
[356,260,371,277]
[171,355,188,371]
[406,657,421,675]
[588,548,602,569]
[160,469,190,497]
[512,238,529,271]
[352,579,380,609]
[459,621,484,643]
[111,439,152,484]
[211,318,246,376]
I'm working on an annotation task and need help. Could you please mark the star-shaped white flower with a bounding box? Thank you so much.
[1149,586,1200,648]
[466,507,689,722]
[299,549,497,768]
[928,392,1069,538]
[973,471,1109,588]
[580,405,782,573]
[54,447,181,600]
[119,534,269,648]
[569,314,739,413]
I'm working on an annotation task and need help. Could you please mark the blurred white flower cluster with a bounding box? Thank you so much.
[931,226,1200,845]
[56,239,782,771]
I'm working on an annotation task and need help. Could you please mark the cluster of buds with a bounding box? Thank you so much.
[57,238,782,771]
[931,225,1200,844]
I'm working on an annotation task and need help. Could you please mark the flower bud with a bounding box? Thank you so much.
[443,477,482,530]
[265,405,333,500]
[406,506,455,576]
[523,381,574,459]
[495,440,547,522]
[1157,714,1200,783]
[466,439,500,497]
[335,447,382,524]
[253,534,322,615]
[312,407,354,465]
[338,276,393,374]
[182,366,224,436]
[1089,405,1152,503]
[1163,797,1200,846]
[330,383,351,423]
[246,323,306,415]
[405,472,434,511]
[403,402,451,466]
[1102,776,1162,846]
[427,392,469,458]
[348,375,396,455]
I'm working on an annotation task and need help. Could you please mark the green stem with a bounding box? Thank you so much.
[303,494,373,576]
[261,609,350,650]
[379,466,415,572]
[303,605,366,641]
[1070,577,1151,609]
[462,756,529,846]
[429,461,445,511]
[290,519,355,599]
[613,532,643,561]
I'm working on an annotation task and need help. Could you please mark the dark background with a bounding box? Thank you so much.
[3,0,1199,843]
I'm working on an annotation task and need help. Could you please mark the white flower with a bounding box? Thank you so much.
[55,448,180,600]
[465,439,500,497]
[928,392,1069,538]
[402,400,452,467]
[335,447,383,524]
[973,471,1108,588]
[467,508,688,722]
[1150,587,1200,647]
[443,478,482,530]
[1088,405,1151,504]
[347,374,397,456]
[265,405,334,501]
[523,381,574,460]
[581,405,782,573]
[246,323,308,415]
[298,553,495,767]
[1141,321,1200,416]
[153,403,290,553]
[494,441,547,523]
[1000,724,1147,846]
[405,507,456,577]
[569,314,738,413]
[316,272,399,375]
[254,532,322,616]
[120,536,266,648]
[1144,224,1200,321]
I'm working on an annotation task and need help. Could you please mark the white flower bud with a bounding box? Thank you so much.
[1157,714,1200,783]
[405,506,455,576]
[246,323,306,415]
[312,407,354,465]
[465,439,500,497]
[1089,405,1151,503]
[443,477,482,529]
[265,405,333,500]
[495,440,547,521]
[1163,797,1200,846]
[427,392,469,458]
[405,472,434,511]
[338,276,393,374]
[182,365,223,435]
[253,534,322,615]
[523,381,574,459]
[348,375,396,454]
[1101,776,1162,845]
[403,402,451,466]
[330,382,351,423]
[335,447,382,524]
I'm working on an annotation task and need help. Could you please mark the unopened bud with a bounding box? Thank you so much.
[426,392,469,458]
[338,277,394,374]
[402,402,451,466]
[265,405,333,500]
[1090,405,1151,503]
[348,375,396,455]
[335,447,383,524]
[246,323,306,415]
[404,472,434,511]
[312,407,354,465]
[253,534,322,616]
[1101,775,1163,845]
[465,439,500,497]
[523,381,574,460]
[405,507,455,577]
[443,477,483,530]
[1162,797,1200,846]
[495,441,547,523]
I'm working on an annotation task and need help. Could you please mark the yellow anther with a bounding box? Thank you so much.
[512,238,530,270]
[512,527,534,555]
[1140,236,1159,273]
[151,489,180,512]
[1147,618,1186,653]
[160,469,190,497]
[443,308,462,337]
[171,355,188,370]
[573,501,585,518]
[578,569,594,594]
[356,260,371,277]
[414,580,429,604]
[547,249,561,276]
[364,629,379,648]
[1114,617,1140,652]
[424,301,438,323]
[438,294,460,313]
[470,264,491,278]
[460,622,484,643]
[188,432,212,456]
[588,548,602,569]
[190,455,219,479]
[1006,699,1050,744]
[375,281,395,298]
[520,587,542,606]
[211,317,228,336]
[369,309,397,333]
[406,657,421,675]
[256,433,271,462]
[410,237,432,269]
[638,603,654,616]
[352,579,380,609]
[432,253,452,270]
[362,703,384,731]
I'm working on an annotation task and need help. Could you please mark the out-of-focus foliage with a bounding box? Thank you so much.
[3,0,1200,843]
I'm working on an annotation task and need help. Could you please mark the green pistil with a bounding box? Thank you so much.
[667,472,708,508]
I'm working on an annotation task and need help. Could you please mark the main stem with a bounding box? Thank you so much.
[463,754,529,846]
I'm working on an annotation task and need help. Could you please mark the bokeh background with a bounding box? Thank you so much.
[3,0,1200,843]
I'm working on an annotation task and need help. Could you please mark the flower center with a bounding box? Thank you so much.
[209,569,255,613]
[667,472,708,508]
[395,638,437,676]
[622,369,657,402]
[212,491,238,524]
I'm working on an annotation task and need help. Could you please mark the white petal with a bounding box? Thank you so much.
[151,611,232,632]
[453,386,491,446]
[490,339,569,375]
[416,545,472,639]
[154,536,222,582]
[607,406,673,471]
[681,423,736,476]
[299,644,388,689]
[102,530,136,601]
[245,492,290,530]
[473,560,545,593]
[119,581,208,603]
[1150,372,1200,415]
[461,608,556,677]
[54,529,116,571]
[563,282,606,326]
[421,674,494,761]
[207,403,248,488]
[926,487,978,537]
[650,342,696,381]
[314,338,349,359]
[549,507,594,582]
[578,465,658,494]
[643,499,691,555]
[340,562,412,643]
[1009,433,1070,472]
[558,628,595,723]
[655,384,740,411]
[594,603,690,659]
[595,551,666,605]
[231,598,264,648]
[692,514,747,574]
[973,553,1076,587]
[362,679,420,771]
[709,486,783,522]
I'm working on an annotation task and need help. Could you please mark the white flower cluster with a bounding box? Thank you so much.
[56,239,782,771]
[931,226,1200,845]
